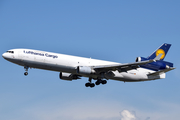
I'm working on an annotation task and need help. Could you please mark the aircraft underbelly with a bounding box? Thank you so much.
[108,70,149,82]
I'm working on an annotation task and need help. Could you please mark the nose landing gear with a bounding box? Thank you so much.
[24,66,29,76]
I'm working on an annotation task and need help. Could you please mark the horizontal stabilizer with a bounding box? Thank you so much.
[148,67,175,76]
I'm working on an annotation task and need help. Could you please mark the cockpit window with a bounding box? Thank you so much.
[6,51,14,54]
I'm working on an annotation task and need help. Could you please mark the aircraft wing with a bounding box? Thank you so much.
[93,54,163,73]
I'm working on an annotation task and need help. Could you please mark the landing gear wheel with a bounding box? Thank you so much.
[85,78,96,88]
[85,83,91,87]
[90,83,95,88]
[102,80,107,85]
[85,83,95,88]
[24,72,28,76]
[95,80,101,85]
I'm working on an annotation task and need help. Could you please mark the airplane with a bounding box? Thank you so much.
[2,43,175,88]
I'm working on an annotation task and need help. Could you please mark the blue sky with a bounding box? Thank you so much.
[0,1,180,120]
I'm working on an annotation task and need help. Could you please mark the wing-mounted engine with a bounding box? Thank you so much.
[77,66,95,74]
[135,57,173,71]
[59,72,81,81]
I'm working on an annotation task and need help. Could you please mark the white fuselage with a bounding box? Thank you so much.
[2,49,165,82]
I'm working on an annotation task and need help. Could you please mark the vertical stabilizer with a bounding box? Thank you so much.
[147,43,171,60]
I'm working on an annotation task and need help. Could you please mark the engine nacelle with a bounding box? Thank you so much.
[135,57,147,62]
[59,72,80,81]
[77,66,94,74]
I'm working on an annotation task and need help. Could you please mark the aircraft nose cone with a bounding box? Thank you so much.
[2,53,5,58]
[2,53,7,58]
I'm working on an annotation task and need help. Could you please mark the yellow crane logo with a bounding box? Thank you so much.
[156,49,165,59]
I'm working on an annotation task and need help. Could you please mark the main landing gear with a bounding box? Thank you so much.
[85,78,95,88]
[85,78,107,88]
[24,66,29,76]
[95,79,107,85]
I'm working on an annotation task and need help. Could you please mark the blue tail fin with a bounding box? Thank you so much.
[140,43,173,71]
[147,43,171,60]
